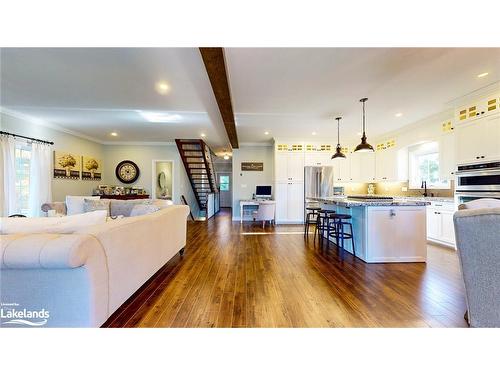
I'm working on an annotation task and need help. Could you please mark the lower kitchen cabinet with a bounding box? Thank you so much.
[426,201,456,248]
[275,182,304,223]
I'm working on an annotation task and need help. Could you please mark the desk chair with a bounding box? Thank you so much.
[252,201,276,228]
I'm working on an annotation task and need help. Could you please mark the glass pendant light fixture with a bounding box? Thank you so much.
[354,97,374,153]
[332,116,346,159]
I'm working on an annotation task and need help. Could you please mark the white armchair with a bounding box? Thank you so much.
[252,201,276,228]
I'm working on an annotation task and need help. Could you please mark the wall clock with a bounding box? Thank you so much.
[115,160,140,184]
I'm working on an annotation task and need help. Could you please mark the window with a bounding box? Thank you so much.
[15,143,32,216]
[409,141,450,189]
[219,175,230,191]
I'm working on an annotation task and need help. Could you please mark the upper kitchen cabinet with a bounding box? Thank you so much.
[274,143,305,182]
[350,151,376,183]
[439,119,456,181]
[331,147,351,182]
[375,139,408,182]
[304,143,334,167]
[455,114,500,164]
[455,95,499,123]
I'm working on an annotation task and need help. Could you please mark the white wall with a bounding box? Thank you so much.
[232,145,274,219]
[102,144,199,215]
[1,112,105,202]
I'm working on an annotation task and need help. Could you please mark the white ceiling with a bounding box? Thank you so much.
[226,48,500,143]
[0,48,230,147]
[1,48,499,150]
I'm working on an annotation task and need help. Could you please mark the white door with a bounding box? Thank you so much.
[439,132,456,181]
[275,153,288,182]
[484,115,500,161]
[275,182,288,221]
[455,120,485,164]
[426,207,440,240]
[218,173,232,208]
[440,210,456,245]
[287,182,304,222]
[287,153,305,181]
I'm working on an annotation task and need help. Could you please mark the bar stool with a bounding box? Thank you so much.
[328,213,355,260]
[314,209,336,243]
[304,207,320,237]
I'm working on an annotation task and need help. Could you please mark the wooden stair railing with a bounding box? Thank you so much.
[175,139,219,212]
[181,195,195,221]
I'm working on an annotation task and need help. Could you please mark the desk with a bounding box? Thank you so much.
[239,199,276,224]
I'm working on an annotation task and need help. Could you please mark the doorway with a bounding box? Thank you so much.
[218,172,232,208]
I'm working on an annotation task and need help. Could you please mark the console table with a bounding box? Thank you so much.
[94,194,150,200]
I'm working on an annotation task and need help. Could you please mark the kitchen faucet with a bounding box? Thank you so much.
[421,180,428,197]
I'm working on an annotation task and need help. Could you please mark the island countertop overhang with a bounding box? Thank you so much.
[308,197,431,208]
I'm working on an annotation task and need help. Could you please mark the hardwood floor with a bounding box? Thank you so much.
[103,209,467,328]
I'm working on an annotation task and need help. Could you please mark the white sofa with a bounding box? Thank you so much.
[0,205,189,327]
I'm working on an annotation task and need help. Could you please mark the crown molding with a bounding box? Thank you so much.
[0,107,105,144]
[445,81,500,108]
[101,141,176,146]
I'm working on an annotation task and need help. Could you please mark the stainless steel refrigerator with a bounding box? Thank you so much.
[304,166,334,208]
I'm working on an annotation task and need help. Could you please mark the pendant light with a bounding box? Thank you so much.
[331,116,346,159]
[354,97,374,153]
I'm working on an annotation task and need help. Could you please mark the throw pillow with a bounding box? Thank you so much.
[129,204,161,217]
[84,199,111,216]
[66,196,100,216]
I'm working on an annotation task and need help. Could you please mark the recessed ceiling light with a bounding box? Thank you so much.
[110,132,118,137]
[312,132,317,135]
[155,81,170,95]
[264,131,269,135]
[477,72,489,78]
[200,133,206,138]
[223,155,230,160]
[395,113,403,117]
[138,111,182,123]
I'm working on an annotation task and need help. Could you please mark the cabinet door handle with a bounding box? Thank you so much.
[390,209,396,217]
[481,156,485,158]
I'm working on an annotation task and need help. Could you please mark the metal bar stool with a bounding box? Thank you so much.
[304,207,320,237]
[314,209,336,243]
[327,213,355,260]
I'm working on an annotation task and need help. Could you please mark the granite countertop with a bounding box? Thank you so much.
[310,196,431,207]
[345,194,454,203]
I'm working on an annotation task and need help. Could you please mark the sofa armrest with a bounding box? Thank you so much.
[41,202,67,216]
[0,233,104,269]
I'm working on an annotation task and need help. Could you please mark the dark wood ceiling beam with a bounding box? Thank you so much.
[199,47,239,149]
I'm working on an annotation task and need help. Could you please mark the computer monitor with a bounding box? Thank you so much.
[255,185,272,199]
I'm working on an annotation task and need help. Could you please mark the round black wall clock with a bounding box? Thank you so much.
[115,160,140,184]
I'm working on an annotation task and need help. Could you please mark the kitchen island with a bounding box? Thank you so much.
[312,196,430,263]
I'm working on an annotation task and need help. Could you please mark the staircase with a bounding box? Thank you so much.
[175,139,218,214]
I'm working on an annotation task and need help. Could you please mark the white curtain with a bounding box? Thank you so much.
[29,142,53,217]
[1,135,17,216]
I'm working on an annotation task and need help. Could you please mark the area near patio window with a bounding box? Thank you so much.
[219,175,230,191]
[14,142,32,215]
[408,141,450,189]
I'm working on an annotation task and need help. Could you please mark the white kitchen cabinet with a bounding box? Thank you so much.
[332,157,350,182]
[439,132,456,181]
[275,152,304,182]
[350,152,376,183]
[455,114,500,164]
[304,152,332,167]
[375,148,407,182]
[426,201,456,248]
[275,181,304,223]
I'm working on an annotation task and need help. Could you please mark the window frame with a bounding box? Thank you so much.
[408,141,450,190]
[14,141,32,216]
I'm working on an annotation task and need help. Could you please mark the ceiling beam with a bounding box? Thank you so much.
[199,47,239,149]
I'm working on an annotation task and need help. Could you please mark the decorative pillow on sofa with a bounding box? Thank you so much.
[129,204,161,217]
[109,199,152,217]
[66,195,100,216]
[0,210,108,234]
[84,199,111,216]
